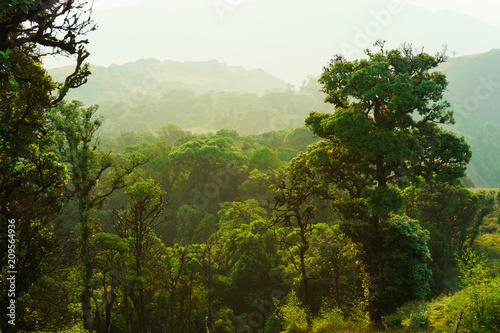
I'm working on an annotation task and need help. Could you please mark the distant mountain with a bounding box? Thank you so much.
[438,49,500,188]
[440,49,500,129]
[49,59,288,105]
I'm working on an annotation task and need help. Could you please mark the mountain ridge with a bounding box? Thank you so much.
[49,58,289,105]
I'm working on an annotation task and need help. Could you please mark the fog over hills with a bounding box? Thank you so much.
[49,59,288,105]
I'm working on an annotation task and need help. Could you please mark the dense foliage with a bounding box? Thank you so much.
[1,3,500,330]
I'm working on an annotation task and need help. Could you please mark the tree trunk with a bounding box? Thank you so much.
[124,286,132,333]
[300,247,310,308]
[365,216,385,330]
[105,266,118,333]
[136,242,148,333]
[138,283,148,333]
[81,207,93,333]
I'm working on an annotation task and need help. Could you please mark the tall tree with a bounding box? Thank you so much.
[92,232,134,333]
[0,50,69,332]
[0,1,95,330]
[115,179,166,333]
[270,162,319,310]
[303,41,471,325]
[52,100,149,332]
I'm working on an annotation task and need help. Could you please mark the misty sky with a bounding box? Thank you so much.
[44,0,500,86]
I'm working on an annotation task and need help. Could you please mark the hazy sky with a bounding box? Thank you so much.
[44,0,500,86]
[403,0,500,26]
[91,0,500,26]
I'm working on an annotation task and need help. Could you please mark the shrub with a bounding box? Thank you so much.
[277,291,309,333]
[264,313,282,333]
[428,276,500,332]
[311,307,344,333]
[386,300,429,331]
[407,303,430,331]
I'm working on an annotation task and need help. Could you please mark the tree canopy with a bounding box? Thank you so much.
[3,9,499,330]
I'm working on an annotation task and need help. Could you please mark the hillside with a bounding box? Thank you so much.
[49,59,288,105]
[440,49,500,128]
[438,49,500,187]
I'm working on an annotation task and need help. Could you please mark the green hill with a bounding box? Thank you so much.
[439,49,500,187]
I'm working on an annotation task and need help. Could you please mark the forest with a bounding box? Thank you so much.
[1,1,500,333]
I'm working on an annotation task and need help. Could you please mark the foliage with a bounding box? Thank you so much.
[406,303,431,331]
[115,179,166,332]
[51,100,150,331]
[0,47,69,332]
[0,1,95,328]
[428,276,500,332]
[214,210,282,316]
[404,183,494,254]
[403,183,495,294]
[168,135,247,213]
[427,246,500,332]
[277,291,309,333]
[264,313,282,333]
[248,146,281,171]
[270,160,321,308]
[5,11,499,330]
[91,232,134,332]
[310,304,345,333]
[456,247,493,287]
[359,215,432,320]
[301,42,469,324]
[473,233,500,273]
[0,0,94,74]
[383,300,431,331]
[308,223,363,313]
[156,123,191,146]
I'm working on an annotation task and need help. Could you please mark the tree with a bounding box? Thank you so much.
[248,146,281,171]
[283,126,317,152]
[0,50,69,332]
[0,0,94,73]
[217,200,281,314]
[0,2,96,330]
[308,223,362,311]
[115,179,166,333]
[270,159,321,311]
[168,135,246,214]
[303,41,471,325]
[276,291,309,333]
[156,123,190,146]
[403,182,494,293]
[92,232,134,333]
[52,100,149,332]
[153,245,200,333]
